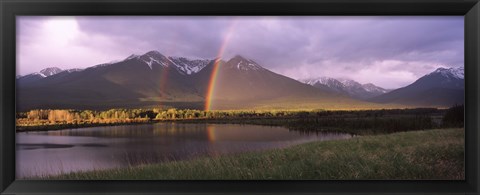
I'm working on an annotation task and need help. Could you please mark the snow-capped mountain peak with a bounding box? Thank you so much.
[431,67,464,79]
[302,77,342,87]
[301,77,389,100]
[39,67,63,77]
[123,51,211,73]
[168,56,211,75]
[18,67,64,80]
[228,55,263,71]
[362,83,390,93]
[138,51,169,70]
[337,78,363,88]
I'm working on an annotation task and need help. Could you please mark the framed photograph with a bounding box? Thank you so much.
[1,0,479,194]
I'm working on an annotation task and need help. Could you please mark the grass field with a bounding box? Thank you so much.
[44,128,464,180]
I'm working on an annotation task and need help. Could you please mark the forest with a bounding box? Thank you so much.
[16,105,464,134]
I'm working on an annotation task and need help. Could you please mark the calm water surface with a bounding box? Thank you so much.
[16,123,353,178]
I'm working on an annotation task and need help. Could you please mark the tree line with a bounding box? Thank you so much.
[17,107,445,123]
[16,106,462,134]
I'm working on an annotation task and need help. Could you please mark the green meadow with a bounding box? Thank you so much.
[44,128,464,180]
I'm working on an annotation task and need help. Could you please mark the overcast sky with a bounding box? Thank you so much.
[17,16,463,89]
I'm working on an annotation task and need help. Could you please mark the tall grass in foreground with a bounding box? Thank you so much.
[45,128,464,180]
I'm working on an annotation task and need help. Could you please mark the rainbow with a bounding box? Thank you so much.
[158,63,169,105]
[204,20,238,111]
[206,125,216,142]
[158,33,179,108]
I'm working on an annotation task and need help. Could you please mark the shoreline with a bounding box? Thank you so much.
[38,128,464,180]
[16,107,449,133]
[16,115,452,136]
[15,117,287,132]
[16,121,157,132]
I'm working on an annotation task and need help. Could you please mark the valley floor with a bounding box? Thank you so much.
[43,128,464,180]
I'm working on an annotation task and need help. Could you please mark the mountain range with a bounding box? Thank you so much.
[301,77,391,100]
[17,51,373,111]
[16,50,464,111]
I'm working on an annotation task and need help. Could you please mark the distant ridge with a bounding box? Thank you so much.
[301,77,390,100]
[369,67,464,107]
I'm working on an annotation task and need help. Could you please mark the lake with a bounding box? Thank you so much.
[16,123,353,178]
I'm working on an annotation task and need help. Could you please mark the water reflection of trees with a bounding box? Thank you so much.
[40,123,210,139]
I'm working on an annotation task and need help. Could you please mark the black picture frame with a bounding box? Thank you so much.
[1,0,479,194]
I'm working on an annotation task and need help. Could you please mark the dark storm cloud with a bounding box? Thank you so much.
[319,17,463,65]
[75,17,231,58]
[17,16,463,88]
